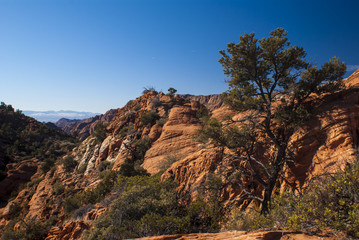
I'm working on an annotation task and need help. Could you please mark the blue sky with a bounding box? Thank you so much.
[1,0,359,113]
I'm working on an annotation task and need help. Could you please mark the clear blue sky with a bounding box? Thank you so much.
[1,0,359,113]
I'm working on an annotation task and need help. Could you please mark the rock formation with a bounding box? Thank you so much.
[1,69,359,239]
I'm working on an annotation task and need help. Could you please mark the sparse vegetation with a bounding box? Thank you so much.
[225,159,359,238]
[93,122,107,143]
[140,111,160,126]
[61,155,77,172]
[142,86,158,94]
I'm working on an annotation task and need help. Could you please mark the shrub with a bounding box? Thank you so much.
[40,157,56,173]
[196,106,211,123]
[52,182,65,195]
[62,155,77,172]
[225,159,359,238]
[82,175,222,239]
[82,175,183,239]
[97,161,113,172]
[93,123,107,143]
[72,204,95,220]
[140,111,160,126]
[63,194,82,214]
[156,117,168,127]
[0,219,52,240]
[142,86,157,95]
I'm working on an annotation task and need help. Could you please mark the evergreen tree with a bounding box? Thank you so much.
[200,28,346,214]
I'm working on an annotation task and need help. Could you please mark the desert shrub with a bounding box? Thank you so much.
[132,137,152,161]
[167,87,177,97]
[93,123,107,143]
[97,160,113,172]
[156,117,168,127]
[196,106,211,123]
[0,219,52,240]
[119,158,149,177]
[82,175,184,239]
[161,152,180,171]
[61,155,77,172]
[184,198,221,233]
[119,126,129,138]
[142,86,157,95]
[40,157,56,173]
[63,194,82,214]
[83,175,221,239]
[72,204,95,220]
[225,160,359,238]
[140,111,160,126]
[63,171,118,215]
[52,182,65,195]
[125,100,134,108]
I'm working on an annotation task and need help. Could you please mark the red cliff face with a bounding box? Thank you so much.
[162,69,359,206]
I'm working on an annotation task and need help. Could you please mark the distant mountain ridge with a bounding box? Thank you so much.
[23,110,101,123]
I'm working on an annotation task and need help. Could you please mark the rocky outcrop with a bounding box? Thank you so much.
[182,94,224,111]
[0,158,39,202]
[163,69,359,205]
[55,118,81,128]
[142,102,203,174]
[61,109,117,140]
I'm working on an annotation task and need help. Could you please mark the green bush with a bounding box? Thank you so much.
[140,111,160,126]
[40,157,56,173]
[62,155,77,172]
[225,159,359,238]
[93,123,107,143]
[0,219,52,240]
[156,117,168,127]
[82,175,221,239]
[63,171,118,215]
[196,106,211,123]
[52,182,65,195]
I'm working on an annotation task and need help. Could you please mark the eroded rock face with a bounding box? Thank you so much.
[61,109,117,140]
[163,69,359,206]
[142,103,203,174]
[0,158,39,202]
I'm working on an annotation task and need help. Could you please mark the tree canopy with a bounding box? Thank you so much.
[200,28,346,214]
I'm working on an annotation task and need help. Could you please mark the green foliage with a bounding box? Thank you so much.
[83,175,220,239]
[156,117,168,127]
[97,161,113,172]
[93,123,107,143]
[63,170,119,214]
[61,155,77,172]
[226,160,359,238]
[142,86,158,95]
[0,219,52,240]
[196,106,211,123]
[185,198,221,233]
[167,87,177,96]
[0,102,76,175]
[201,28,346,214]
[52,182,65,195]
[140,111,160,126]
[132,137,152,161]
[119,158,149,177]
[40,157,56,173]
